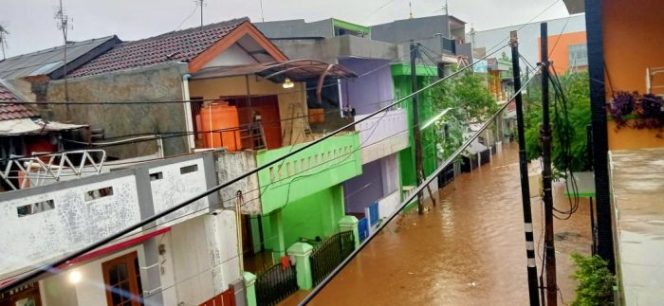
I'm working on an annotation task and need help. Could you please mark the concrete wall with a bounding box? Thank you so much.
[189,75,309,146]
[46,63,190,159]
[0,171,142,274]
[255,19,335,39]
[214,150,261,214]
[271,35,398,65]
[0,152,219,277]
[164,211,241,306]
[340,58,394,114]
[343,158,384,214]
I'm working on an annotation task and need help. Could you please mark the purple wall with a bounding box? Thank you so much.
[340,58,394,115]
[343,158,384,214]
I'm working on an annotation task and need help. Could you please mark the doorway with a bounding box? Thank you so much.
[101,252,143,306]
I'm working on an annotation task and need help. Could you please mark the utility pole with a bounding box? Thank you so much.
[410,40,425,215]
[259,0,265,22]
[55,0,72,120]
[540,22,557,306]
[196,0,205,30]
[510,30,541,306]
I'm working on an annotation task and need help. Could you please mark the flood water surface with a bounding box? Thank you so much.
[288,143,591,306]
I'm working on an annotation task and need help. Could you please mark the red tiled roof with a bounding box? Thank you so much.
[0,82,37,121]
[70,18,249,77]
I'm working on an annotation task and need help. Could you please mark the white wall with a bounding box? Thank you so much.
[0,175,141,273]
[149,158,210,225]
[165,212,241,306]
[202,43,258,68]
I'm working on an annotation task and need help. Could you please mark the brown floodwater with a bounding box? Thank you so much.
[281,143,592,306]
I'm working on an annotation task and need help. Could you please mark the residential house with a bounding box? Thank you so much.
[564,0,664,304]
[468,14,586,74]
[370,15,473,194]
[37,17,362,306]
[0,36,120,103]
[0,151,244,306]
[0,79,86,192]
[256,18,407,237]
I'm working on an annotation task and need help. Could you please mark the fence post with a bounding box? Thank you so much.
[287,242,314,290]
[338,216,360,249]
[243,272,257,306]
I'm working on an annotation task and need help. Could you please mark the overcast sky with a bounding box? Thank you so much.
[1,0,569,58]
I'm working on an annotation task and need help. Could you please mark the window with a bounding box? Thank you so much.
[17,200,55,217]
[568,44,588,68]
[180,164,198,174]
[102,252,143,306]
[85,186,114,201]
[149,172,163,181]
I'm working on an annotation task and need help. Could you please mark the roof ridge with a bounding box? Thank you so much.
[2,36,117,61]
[118,17,249,46]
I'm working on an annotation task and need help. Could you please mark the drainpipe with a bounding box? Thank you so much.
[337,79,344,118]
[181,74,196,152]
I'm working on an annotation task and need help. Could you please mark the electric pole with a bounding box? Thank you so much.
[510,30,541,306]
[410,40,425,215]
[540,22,557,306]
[55,0,72,120]
[196,0,205,30]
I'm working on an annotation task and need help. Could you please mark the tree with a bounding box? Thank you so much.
[428,68,499,160]
[570,252,615,306]
[524,71,592,172]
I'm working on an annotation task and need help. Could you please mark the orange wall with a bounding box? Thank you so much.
[539,31,587,74]
[603,0,664,150]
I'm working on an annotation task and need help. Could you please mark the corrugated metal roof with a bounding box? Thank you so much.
[70,18,249,78]
[0,36,118,80]
[0,79,37,121]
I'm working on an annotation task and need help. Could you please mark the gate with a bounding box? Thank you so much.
[309,231,355,286]
[255,262,298,306]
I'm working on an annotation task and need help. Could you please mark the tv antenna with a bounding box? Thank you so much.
[195,0,206,30]
[55,0,73,118]
[0,25,8,61]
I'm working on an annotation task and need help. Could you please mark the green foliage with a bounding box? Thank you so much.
[524,71,592,172]
[427,69,498,159]
[570,252,615,306]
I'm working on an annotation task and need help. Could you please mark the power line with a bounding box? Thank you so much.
[299,68,542,305]
[0,38,505,293]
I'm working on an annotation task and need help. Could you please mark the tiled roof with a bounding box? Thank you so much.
[0,36,119,80]
[70,18,249,77]
[0,81,37,121]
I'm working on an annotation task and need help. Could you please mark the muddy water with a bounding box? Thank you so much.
[297,143,592,306]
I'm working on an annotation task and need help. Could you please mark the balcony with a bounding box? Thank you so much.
[354,109,409,164]
[255,132,362,214]
[0,152,219,276]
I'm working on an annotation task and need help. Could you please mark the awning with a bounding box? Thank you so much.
[0,118,87,136]
[191,59,357,82]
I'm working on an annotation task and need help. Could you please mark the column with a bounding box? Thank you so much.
[243,272,257,306]
[338,216,360,249]
[287,242,314,290]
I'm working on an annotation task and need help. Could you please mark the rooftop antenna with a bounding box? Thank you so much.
[0,25,8,61]
[443,0,449,16]
[196,0,206,30]
[409,1,413,19]
[259,0,265,22]
[55,0,73,119]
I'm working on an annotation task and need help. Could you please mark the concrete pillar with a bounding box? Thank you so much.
[243,272,257,306]
[338,216,360,249]
[287,242,314,290]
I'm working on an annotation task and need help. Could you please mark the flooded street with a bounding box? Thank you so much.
[285,143,592,306]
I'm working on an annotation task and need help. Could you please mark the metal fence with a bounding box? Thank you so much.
[310,231,355,286]
[255,262,298,306]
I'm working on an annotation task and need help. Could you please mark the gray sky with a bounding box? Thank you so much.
[1,0,569,58]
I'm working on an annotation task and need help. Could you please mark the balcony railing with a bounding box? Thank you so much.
[255,133,362,213]
[354,109,409,163]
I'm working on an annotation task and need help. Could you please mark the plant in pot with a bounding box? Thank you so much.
[608,91,636,127]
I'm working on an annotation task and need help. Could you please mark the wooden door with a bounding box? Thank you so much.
[102,252,143,306]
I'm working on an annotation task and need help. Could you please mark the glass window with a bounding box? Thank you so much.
[568,44,588,68]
